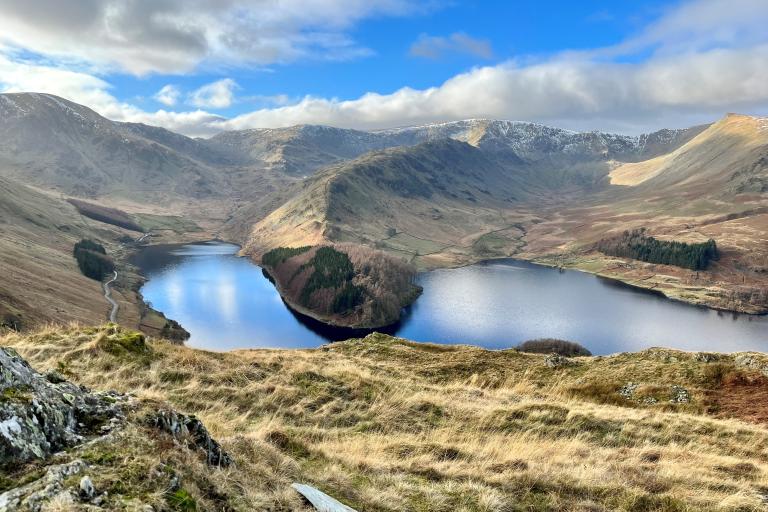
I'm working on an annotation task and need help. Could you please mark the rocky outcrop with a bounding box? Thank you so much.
[0,459,89,511]
[0,347,126,466]
[151,409,233,467]
[734,354,768,377]
[0,343,232,510]
[544,354,575,368]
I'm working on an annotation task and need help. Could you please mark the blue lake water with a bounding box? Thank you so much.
[135,241,768,354]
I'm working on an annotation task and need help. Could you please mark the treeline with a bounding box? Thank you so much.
[73,239,115,280]
[261,246,311,268]
[299,246,358,308]
[596,229,718,271]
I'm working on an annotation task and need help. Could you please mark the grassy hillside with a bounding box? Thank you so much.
[525,114,768,313]
[0,175,145,329]
[243,139,539,267]
[3,324,768,511]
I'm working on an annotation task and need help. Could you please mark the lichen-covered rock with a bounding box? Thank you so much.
[150,409,232,467]
[695,352,723,363]
[670,385,690,404]
[619,382,638,399]
[544,354,574,368]
[78,475,95,500]
[0,459,86,511]
[0,347,126,466]
[734,354,768,377]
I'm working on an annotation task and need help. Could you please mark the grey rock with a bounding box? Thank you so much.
[150,409,232,467]
[0,347,127,466]
[0,459,86,511]
[694,352,723,363]
[544,354,573,368]
[734,354,768,377]
[619,383,639,399]
[79,475,95,500]
[670,386,691,404]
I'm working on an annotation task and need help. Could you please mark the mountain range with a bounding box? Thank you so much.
[0,92,766,328]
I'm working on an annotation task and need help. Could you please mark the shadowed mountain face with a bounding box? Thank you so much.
[0,93,227,200]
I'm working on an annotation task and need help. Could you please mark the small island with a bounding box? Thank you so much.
[259,244,422,328]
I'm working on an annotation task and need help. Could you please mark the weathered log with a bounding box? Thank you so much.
[291,483,358,512]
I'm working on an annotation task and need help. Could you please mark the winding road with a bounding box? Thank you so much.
[103,270,119,323]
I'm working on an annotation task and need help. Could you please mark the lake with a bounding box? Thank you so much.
[134,241,768,354]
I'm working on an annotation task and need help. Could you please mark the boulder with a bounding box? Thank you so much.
[544,354,574,368]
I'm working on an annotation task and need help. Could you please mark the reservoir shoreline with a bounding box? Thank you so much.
[133,240,768,354]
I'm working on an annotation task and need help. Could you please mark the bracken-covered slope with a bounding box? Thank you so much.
[524,114,768,313]
[609,114,768,194]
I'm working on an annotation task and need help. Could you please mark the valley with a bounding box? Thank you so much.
[134,243,768,353]
[0,93,767,336]
[3,6,768,511]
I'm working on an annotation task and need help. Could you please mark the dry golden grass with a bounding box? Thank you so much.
[3,324,768,511]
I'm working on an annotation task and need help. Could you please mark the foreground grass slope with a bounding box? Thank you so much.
[3,325,768,511]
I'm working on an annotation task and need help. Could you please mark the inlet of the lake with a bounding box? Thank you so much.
[133,241,768,354]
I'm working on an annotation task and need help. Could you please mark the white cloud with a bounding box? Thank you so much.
[210,44,768,133]
[0,0,429,75]
[154,84,180,107]
[410,32,493,59]
[189,79,238,109]
[1,0,768,137]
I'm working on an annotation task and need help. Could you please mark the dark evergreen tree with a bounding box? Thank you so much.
[73,239,115,280]
[596,229,718,270]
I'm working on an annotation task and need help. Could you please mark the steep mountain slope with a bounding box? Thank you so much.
[0,93,225,201]
[243,139,540,265]
[379,119,707,163]
[0,174,142,328]
[207,124,395,176]
[523,114,768,313]
[609,114,768,194]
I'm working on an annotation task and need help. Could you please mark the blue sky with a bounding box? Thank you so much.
[125,2,670,117]
[0,0,766,136]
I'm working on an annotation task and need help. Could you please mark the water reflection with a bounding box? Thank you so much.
[135,242,768,354]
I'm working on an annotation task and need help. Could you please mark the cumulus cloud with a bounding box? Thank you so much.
[212,44,768,133]
[1,0,768,137]
[154,85,180,107]
[410,32,493,59]
[0,0,428,75]
[189,79,238,109]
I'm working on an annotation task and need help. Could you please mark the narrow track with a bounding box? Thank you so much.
[103,270,119,323]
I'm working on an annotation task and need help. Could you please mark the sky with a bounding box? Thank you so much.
[0,0,767,137]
